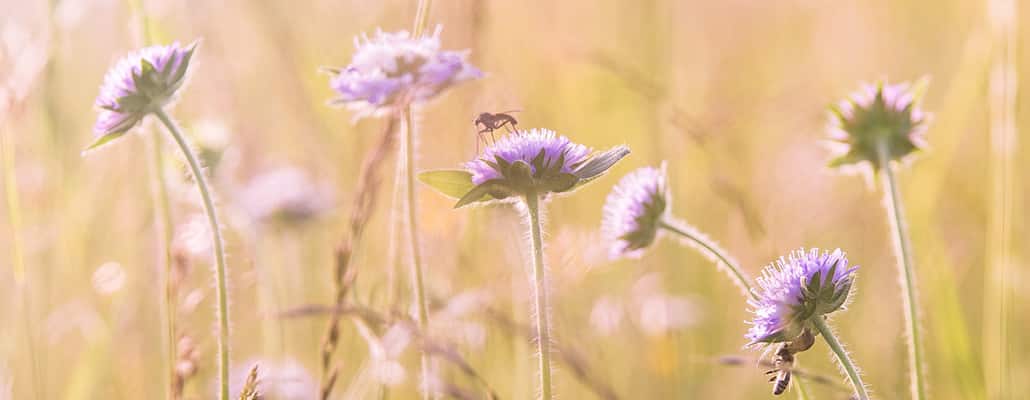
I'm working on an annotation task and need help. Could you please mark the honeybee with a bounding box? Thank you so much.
[766,329,815,395]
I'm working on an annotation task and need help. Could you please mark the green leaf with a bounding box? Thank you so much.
[573,145,631,181]
[83,131,129,153]
[455,180,508,208]
[417,169,476,200]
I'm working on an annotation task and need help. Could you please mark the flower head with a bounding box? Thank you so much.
[828,79,930,171]
[90,42,197,148]
[326,26,481,117]
[419,129,628,207]
[238,167,334,225]
[602,164,669,259]
[746,248,857,345]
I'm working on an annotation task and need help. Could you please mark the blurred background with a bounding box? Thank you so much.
[1,0,1027,398]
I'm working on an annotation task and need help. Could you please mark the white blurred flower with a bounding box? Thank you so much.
[429,290,491,349]
[589,296,624,337]
[91,261,126,295]
[229,358,317,400]
[630,273,703,336]
[1,23,48,111]
[172,214,213,263]
[356,322,411,386]
[238,167,334,225]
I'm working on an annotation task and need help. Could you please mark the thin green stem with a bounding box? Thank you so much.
[658,218,753,297]
[524,192,553,400]
[812,317,870,400]
[154,108,231,400]
[877,141,926,400]
[147,133,177,400]
[401,107,431,399]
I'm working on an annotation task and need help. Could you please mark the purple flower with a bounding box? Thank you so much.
[602,164,668,259]
[421,129,628,208]
[746,248,857,345]
[828,80,930,171]
[90,42,197,148]
[327,26,481,118]
[465,128,590,185]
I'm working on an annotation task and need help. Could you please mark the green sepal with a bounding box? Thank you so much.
[573,145,630,182]
[417,169,477,200]
[455,179,510,208]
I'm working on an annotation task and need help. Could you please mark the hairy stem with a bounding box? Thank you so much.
[524,192,554,400]
[812,317,869,400]
[658,218,752,297]
[877,141,926,400]
[154,109,231,400]
[401,107,432,399]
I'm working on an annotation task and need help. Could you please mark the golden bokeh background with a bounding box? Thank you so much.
[1,0,1027,398]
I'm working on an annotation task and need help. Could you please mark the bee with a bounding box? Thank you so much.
[473,110,520,151]
[765,329,815,395]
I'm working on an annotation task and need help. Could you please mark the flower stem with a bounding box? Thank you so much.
[2,123,41,400]
[524,192,553,400]
[153,108,231,400]
[877,141,926,400]
[658,218,753,297]
[147,133,177,400]
[811,317,870,400]
[412,0,433,37]
[401,107,432,399]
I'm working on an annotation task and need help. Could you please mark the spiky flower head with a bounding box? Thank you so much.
[449,128,628,207]
[326,26,481,118]
[746,248,857,345]
[90,41,197,149]
[828,79,930,171]
[602,164,669,259]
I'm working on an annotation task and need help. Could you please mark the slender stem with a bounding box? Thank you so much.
[147,133,177,400]
[658,218,753,297]
[877,141,926,400]
[524,192,553,400]
[153,108,231,400]
[412,0,433,37]
[793,363,812,400]
[2,123,41,400]
[401,107,432,399]
[811,317,869,400]
[984,0,1016,397]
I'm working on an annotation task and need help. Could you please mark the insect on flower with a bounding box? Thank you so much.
[765,328,815,395]
[473,110,520,149]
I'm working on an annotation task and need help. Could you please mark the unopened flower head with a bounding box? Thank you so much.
[327,26,481,117]
[91,41,197,148]
[746,248,857,345]
[828,80,930,171]
[602,164,668,259]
